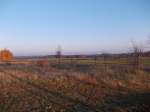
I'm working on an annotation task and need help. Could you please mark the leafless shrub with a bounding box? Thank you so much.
[36,59,49,67]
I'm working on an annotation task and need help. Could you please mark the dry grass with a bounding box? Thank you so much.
[0,58,150,112]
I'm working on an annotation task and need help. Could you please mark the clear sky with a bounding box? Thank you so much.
[0,0,150,56]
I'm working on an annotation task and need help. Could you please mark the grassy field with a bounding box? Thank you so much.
[0,57,150,112]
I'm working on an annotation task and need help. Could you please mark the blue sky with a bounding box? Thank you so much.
[0,0,150,56]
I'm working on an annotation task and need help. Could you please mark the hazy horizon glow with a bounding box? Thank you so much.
[0,0,150,56]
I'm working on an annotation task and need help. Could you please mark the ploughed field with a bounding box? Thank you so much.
[0,58,150,112]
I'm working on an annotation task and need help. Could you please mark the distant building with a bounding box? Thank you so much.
[0,49,13,61]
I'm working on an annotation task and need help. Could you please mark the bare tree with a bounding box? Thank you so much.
[94,54,98,65]
[131,41,143,74]
[56,45,62,65]
[101,52,108,72]
[146,35,150,50]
